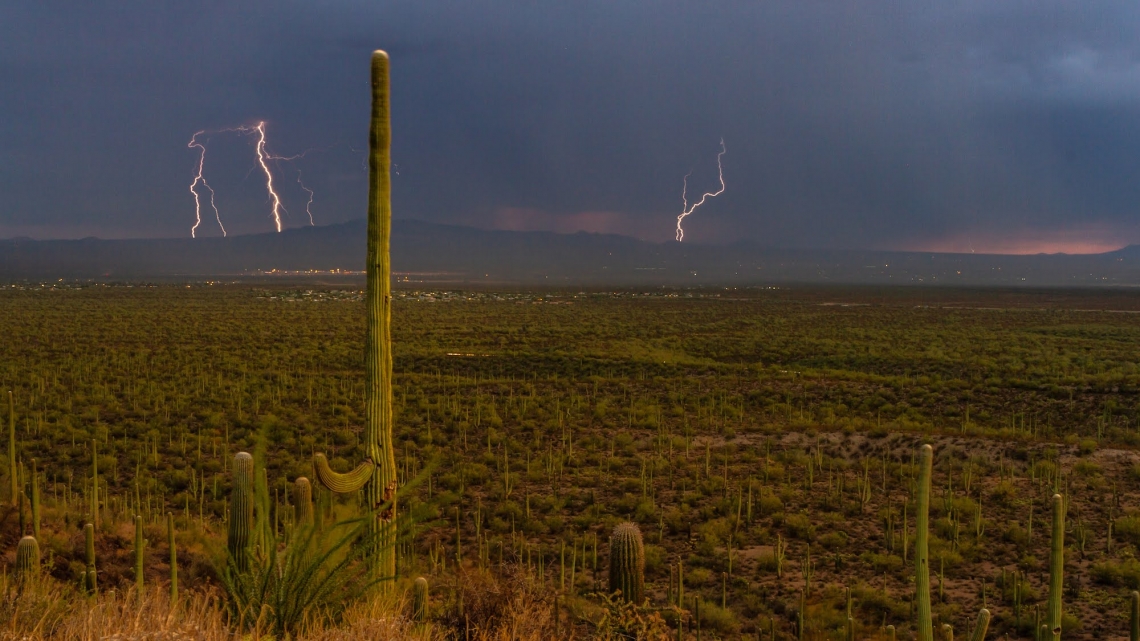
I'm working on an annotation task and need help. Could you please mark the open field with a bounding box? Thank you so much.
[3,283,1140,638]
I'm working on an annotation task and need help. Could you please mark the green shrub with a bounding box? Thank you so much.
[1092,558,1140,588]
[784,513,815,540]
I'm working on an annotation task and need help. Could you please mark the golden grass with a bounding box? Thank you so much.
[0,568,565,641]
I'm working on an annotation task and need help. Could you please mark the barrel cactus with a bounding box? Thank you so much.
[312,49,400,581]
[229,452,254,571]
[15,535,39,581]
[609,521,645,603]
[412,576,429,623]
[916,444,934,641]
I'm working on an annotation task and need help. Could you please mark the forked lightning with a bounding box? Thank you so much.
[675,139,727,242]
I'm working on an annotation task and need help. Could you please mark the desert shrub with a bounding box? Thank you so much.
[818,531,848,551]
[784,513,815,541]
[1092,558,1140,588]
[696,600,739,635]
[1113,514,1140,546]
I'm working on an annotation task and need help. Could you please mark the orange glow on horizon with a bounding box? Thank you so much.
[912,229,1135,255]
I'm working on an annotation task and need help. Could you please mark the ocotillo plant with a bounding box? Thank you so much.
[134,514,146,593]
[313,49,399,581]
[84,522,97,595]
[609,521,645,603]
[15,535,39,581]
[168,512,178,603]
[968,608,991,641]
[1048,493,1065,638]
[229,452,254,571]
[412,576,429,623]
[916,443,934,641]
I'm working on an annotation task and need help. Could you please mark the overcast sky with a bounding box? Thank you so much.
[3,2,1140,252]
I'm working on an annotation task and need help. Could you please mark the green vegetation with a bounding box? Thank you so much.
[3,284,1140,638]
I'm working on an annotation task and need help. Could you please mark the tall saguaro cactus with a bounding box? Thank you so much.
[916,444,934,641]
[313,49,399,581]
[1048,493,1065,638]
[8,390,15,505]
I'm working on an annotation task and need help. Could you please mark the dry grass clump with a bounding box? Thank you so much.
[432,566,556,641]
[0,581,228,641]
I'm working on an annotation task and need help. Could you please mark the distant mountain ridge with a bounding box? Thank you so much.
[3,218,1140,286]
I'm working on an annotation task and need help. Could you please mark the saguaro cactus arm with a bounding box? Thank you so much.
[313,454,374,494]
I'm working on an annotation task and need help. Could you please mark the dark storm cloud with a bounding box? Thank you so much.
[2,1,1140,251]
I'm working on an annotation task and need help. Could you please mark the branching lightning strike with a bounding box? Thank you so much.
[187,121,318,237]
[188,131,225,238]
[675,138,727,242]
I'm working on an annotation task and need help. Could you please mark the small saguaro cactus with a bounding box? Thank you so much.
[294,477,314,528]
[609,521,645,604]
[1130,591,1139,641]
[412,576,429,623]
[1048,493,1065,638]
[168,512,178,603]
[84,522,97,595]
[15,535,40,581]
[916,443,934,641]
[134,514,146,593]
[969,608,991,641]
[229,452,254,571]
[312,49,399,582]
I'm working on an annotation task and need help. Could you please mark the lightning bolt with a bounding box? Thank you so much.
[293,169,315,225]
[252,122,285,233]
[188,121,320,237]
[675,138,726,242]
[188,131,226,238]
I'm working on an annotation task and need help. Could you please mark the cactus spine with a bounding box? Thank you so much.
[1048,493,1064,638]
[229,452,254,571]
[609,521,645,603]
[134,514,146,593]
[916,444,934,641]
[313,49,398,581]
[15,535,39,581]
[168,512,178,603]
[84,522,97,595]
[294,477,314,527]
[412,576,429,623]
[968,608,991,641]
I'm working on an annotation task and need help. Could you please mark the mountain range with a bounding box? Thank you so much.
[3,218,1140,287]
